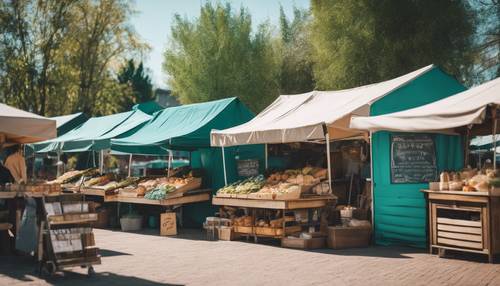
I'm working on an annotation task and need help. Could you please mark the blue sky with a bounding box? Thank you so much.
[131,0,310,88]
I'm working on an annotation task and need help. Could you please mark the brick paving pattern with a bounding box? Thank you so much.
[1,228,500,285]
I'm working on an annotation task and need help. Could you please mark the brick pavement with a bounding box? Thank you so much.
[1,228,500,286]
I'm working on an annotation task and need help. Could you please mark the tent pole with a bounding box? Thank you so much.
[265,144,268,170]
[493,105,498,170]
[325,132,332,193]
[222,146,228,185]
[167,150,172,177]
[369,131,375,228]
[128,154,133,177]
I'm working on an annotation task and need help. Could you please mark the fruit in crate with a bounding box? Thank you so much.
[85,174,113,186]
[144,184,177,200]
[217,176,265,195]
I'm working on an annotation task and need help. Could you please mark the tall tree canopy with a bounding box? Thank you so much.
[117,59,154,112]
[472,0,500,81]
[310,0,476,89]
[163,2,279,112]
[277,6,314,94]
[0,0,147,116]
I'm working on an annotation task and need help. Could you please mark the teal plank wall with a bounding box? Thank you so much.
[370,67,466,247]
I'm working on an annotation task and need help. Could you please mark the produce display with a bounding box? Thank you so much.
[50,168,99,184]
[217,176,265,195]
[436,168,500,193]
[84,174,114,187]
[216,166,330,200]
[118,173,201,199]
[144,184,177,200]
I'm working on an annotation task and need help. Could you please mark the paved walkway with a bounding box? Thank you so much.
[1,228,500,286]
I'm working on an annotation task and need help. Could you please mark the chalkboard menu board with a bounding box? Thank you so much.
[237,159,259,177]
[390,134,437,184]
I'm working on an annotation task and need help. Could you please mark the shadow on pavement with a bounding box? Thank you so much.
[310,246,421,259]
[99,248,132,257]
[0,255,183,285]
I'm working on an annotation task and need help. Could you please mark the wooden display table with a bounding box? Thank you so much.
[213,195,336,242]
[108,191,210,206]
[212,195,335,210]
[0,192,17,199]
[422,189,500,263]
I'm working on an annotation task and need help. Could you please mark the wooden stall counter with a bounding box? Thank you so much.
[212,195,336,210]
[422,189,500,263]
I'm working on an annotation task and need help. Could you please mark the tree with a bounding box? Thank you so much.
[277,6,314,94]
[472,0,500,81]
[117,59,154,111]
[163,2,279,112]
[0,0,147,116]
[310,0,476,90]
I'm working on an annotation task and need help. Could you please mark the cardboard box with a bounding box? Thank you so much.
[160,212,177,236]
[281,236,326,249]
[327,226,371,249]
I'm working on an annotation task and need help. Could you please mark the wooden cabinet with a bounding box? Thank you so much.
[423,190,500,263]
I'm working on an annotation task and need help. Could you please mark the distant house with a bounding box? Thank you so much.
[155,88,180,108]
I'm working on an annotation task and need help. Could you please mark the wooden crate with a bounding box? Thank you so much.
[234,226,253,234]
[160,212,177,236]
[281,237,326,249]
[255,227,280,236]
[327,226,371,249]
[169,177,202,196]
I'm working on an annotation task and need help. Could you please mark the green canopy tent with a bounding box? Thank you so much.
[132,101,164,115]
[111,97,264,226]
[34,109,152,153]
[51,112,88,136]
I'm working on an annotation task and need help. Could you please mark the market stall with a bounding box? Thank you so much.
[350,76,500,261]
[0,103,57,254]
[210,64,467,248]
[111,97,264,227]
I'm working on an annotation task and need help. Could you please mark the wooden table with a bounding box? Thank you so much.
[212,195,336,242]
[422,189,500,263]
[212,195,336,210]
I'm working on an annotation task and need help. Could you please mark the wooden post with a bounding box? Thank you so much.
[493,105,498,170]
[325,132,332,193]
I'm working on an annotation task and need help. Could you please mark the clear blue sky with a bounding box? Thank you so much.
[131,0,310,89]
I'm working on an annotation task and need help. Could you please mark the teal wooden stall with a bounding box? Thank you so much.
[370,67,466,248]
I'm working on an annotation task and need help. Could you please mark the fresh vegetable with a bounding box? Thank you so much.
[144,184,176,200]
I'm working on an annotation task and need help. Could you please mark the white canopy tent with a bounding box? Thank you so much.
[0,103,56,144]
[350,76,500,169]
[211,65,436,187]
[350,76,500,133]
[211,65,434,147]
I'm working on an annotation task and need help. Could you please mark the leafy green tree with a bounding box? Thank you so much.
[472,0,500,81]
[0,0,147,116]
[117,59,154,111]
[277,6,314,94]
[163,2,279,112]
[310,0,476,89]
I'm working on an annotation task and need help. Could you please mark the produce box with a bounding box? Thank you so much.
[281,237,326,249]
[327,226,371,249]
[160,212,177,236]
[234,226,253,234]
[255,227,280,236]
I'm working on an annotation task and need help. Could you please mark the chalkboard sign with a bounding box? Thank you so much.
[237,159,259,177]
[390,134,437,184]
